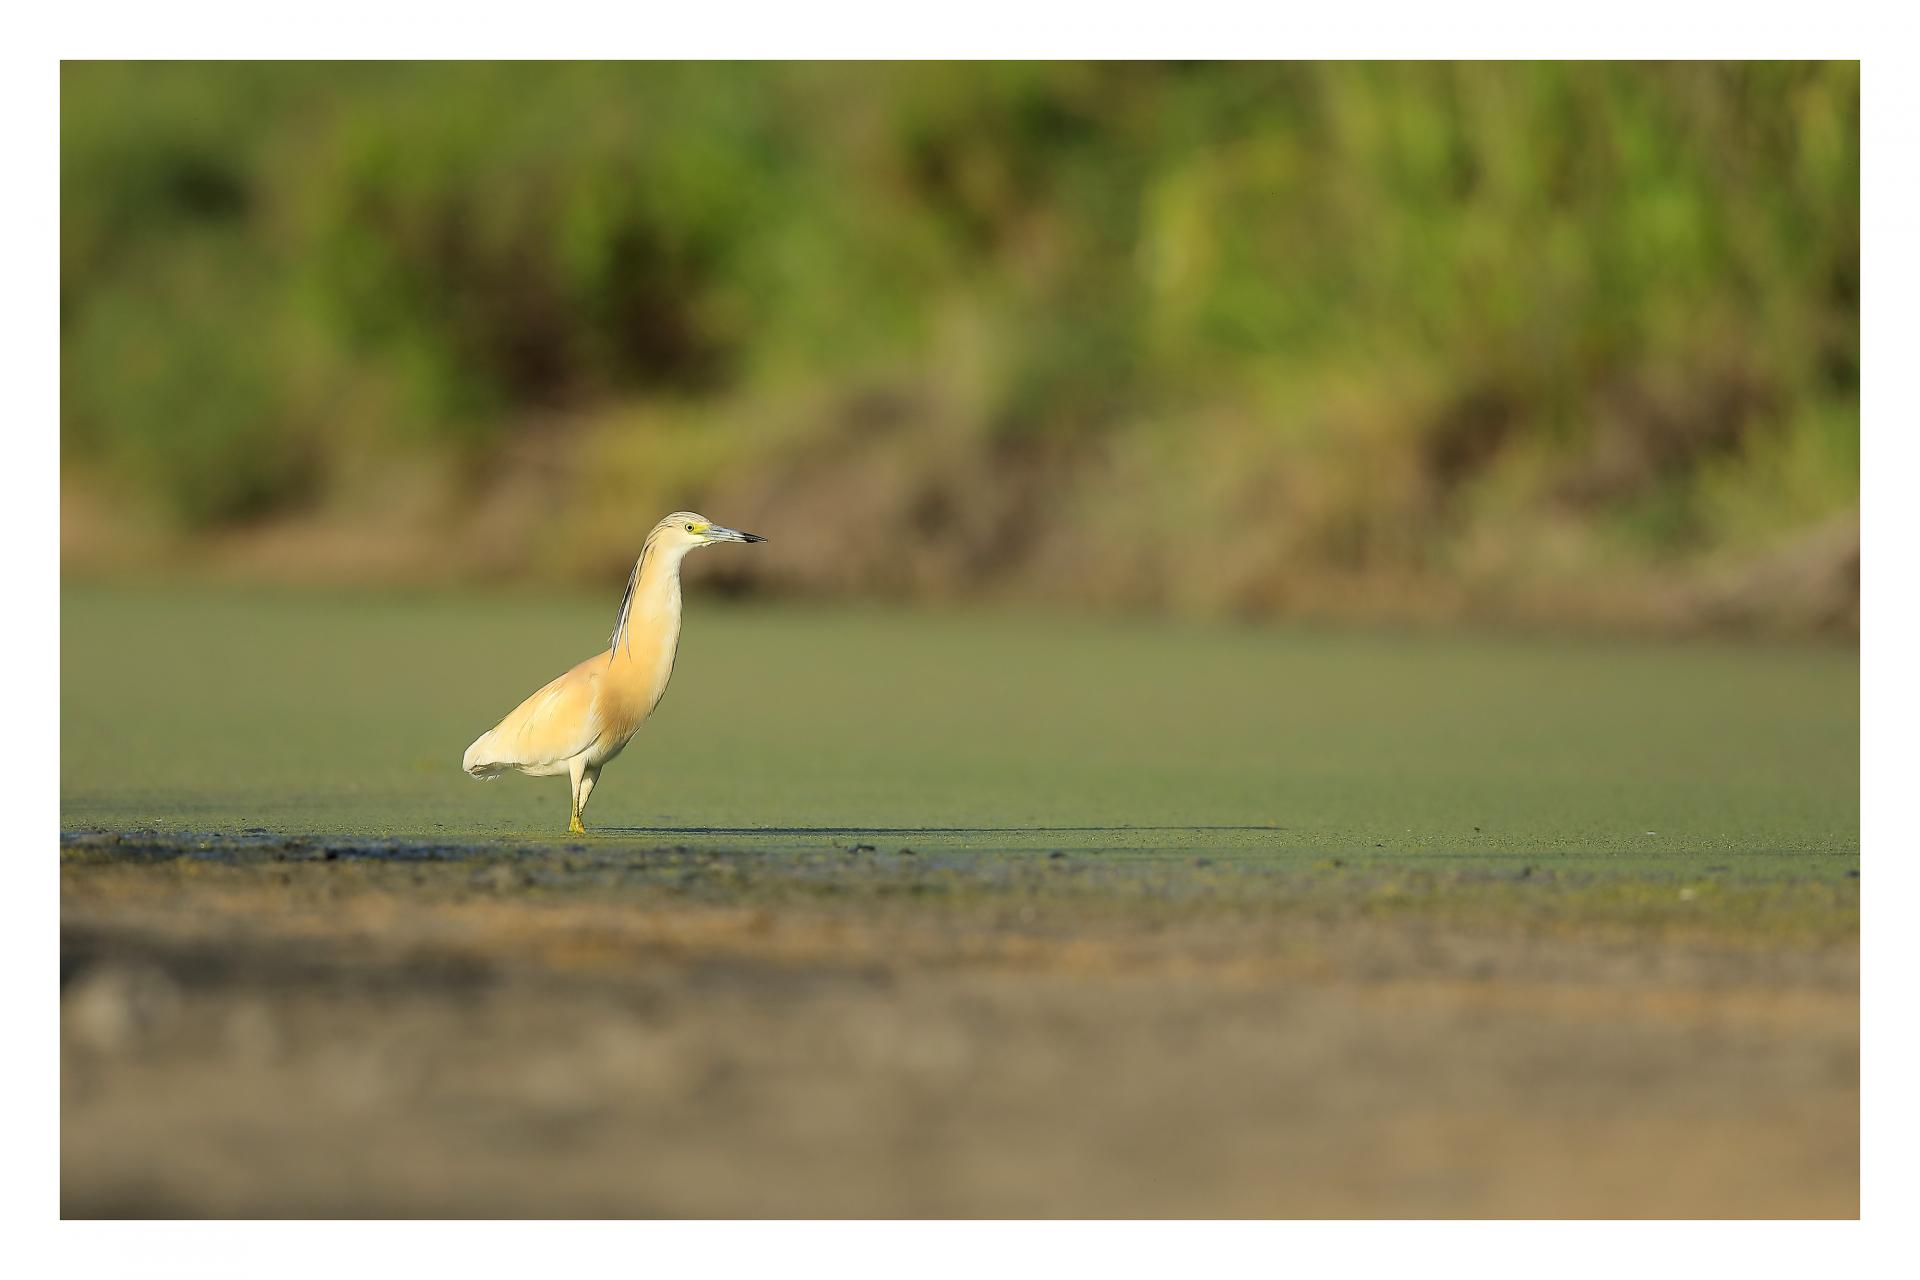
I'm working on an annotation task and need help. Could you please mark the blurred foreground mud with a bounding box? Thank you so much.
[61,837,1858,1218]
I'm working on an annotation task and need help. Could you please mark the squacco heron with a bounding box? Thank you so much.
[462,511,765,832]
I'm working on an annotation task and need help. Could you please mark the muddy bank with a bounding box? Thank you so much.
[61,839,1857,1218]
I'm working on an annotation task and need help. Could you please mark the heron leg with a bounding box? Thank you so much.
[566,760,602,834]
[576,766,601,829]
[568,757,590,834]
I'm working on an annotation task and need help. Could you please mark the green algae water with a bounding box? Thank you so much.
[60,583,1858,877]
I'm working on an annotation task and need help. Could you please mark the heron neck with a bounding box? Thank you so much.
[608,540,687,666]
[634,544,687,618]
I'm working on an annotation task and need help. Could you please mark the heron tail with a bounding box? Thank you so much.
[462,730,507,779]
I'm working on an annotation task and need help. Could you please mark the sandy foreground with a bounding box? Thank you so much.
[61,839,1858,1218]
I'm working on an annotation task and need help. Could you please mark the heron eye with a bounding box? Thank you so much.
[685,523,696,532]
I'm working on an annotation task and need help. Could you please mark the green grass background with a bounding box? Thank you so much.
[61,63,1857,625]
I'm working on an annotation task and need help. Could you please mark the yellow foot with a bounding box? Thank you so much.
[568,814,586,835]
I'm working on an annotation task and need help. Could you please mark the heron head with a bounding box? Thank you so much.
[654,511,767,552]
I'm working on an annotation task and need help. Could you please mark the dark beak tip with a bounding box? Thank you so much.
[743,532,767,544]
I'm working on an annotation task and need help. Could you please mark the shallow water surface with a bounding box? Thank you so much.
[62,584,1859,870]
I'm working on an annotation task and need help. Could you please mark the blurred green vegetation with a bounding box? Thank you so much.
[60,62,1859,627]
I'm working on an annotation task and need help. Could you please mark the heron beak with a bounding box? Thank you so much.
[706,525,766,544]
